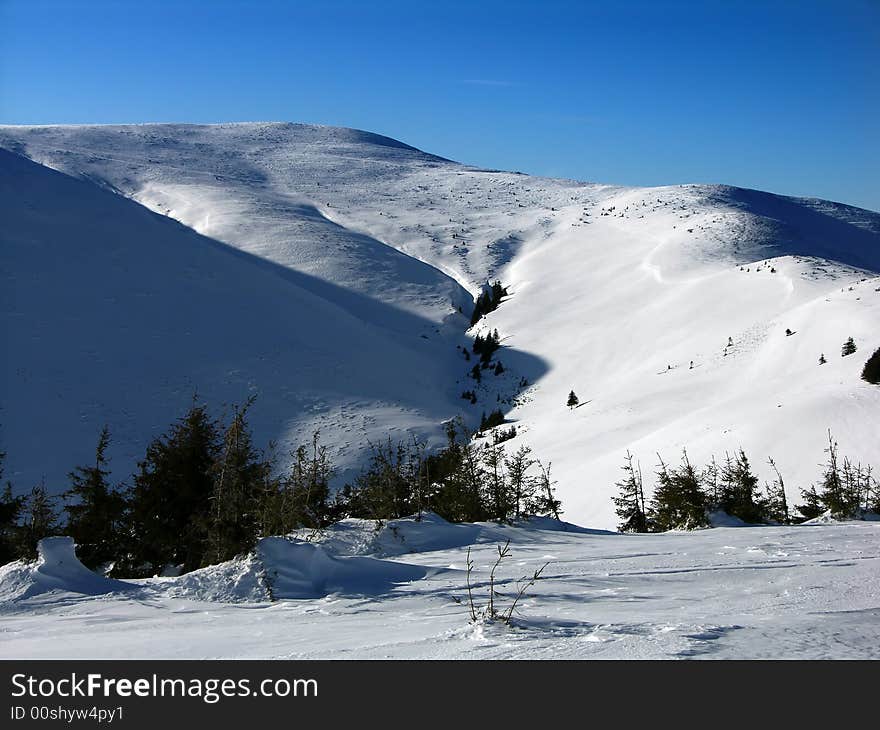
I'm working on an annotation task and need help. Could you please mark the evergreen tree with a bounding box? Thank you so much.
[869,466,880,515]
[504,445,535,520]
[483,443,513,522]
[718,449,764,523]
[532,460,562,519]
[841,337,857,357]
[862,346,880,384]
[840,457,861,515]
[815,431,858,518]
[702,455,721,508]
[649,451,708,531]
[63,426,127,571]
[796,485,824,521]
[764,457,790,524]
[469,280,508,325]
[490,280,506,304]
[204,398,267,566]
[566,390,579,410]
[423,434,489,523]
[18,482,59,559]
[277,432,333,531]
[123,399,221,576]
[818,353,827,365]
[478,409,505,433]
[0,451,24,565]
[457,438,488,522]
[648,458,677,531]
[348,438,414,522]
[613,451,648,532]
[797,431,862,520]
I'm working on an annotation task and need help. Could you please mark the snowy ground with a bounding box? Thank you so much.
[2,122,879,529]
[1,517,878,659]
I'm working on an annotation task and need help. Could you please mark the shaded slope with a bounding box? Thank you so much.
[0,149,545,490]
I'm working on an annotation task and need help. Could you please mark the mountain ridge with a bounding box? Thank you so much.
[1,122,878,529]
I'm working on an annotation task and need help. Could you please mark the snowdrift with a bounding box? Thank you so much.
[258,537,429,600]
[293,512,483,558]
[0,537,134,602]
[152,535,433,603]
[293,512,612,560]
[161,553,269,603]
[0,534,434,605]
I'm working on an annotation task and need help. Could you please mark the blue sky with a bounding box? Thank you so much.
[1,0,878,210]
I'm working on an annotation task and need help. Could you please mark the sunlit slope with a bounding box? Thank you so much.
[483,185,880,527]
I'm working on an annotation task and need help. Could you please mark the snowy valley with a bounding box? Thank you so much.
[1,122,879,659]
[2,122,878,528]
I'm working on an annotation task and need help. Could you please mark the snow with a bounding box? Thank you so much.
[1,520,878,659]
[1,120,878,531]
[257,537,430,600]
[0,537,133,603]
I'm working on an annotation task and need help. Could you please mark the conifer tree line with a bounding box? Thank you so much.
[0,401,560,576]
[612,431,878,533]
[470,281,508,326]
[462,329,506,391]
[337,418,560,526]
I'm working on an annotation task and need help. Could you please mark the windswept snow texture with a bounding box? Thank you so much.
[2,122,880,529]
[0,537,133,603]
[158,536,430,602]
[1,519,879,659]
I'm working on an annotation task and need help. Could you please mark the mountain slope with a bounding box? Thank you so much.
[0,147,486,489]
[1,123,878,529]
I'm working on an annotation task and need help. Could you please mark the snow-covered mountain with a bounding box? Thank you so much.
[2,122,878,529]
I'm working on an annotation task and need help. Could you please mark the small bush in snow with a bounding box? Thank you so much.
[463,540,548,625]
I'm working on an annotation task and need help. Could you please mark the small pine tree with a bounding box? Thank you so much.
[505,445,535,520]
[483,443,513,523]
[816,431,858,518]
[63,426,127,571]
[798,431,862,520]
[797,485,824,521]
[702,456,721,508]
[0,452,24,565]
[479,409,505,433]
[861,346,880,384]
[818,353,827,365]
[648,458,677,531]
[469,281,508,326]
[718,449,764,523]
[292,432,333,528]
[566,390,579,410]
[764,457,789,524]
[841,337,857,357]
[205,397,267,566]
[532,460,562,519]
[122,398,221,576]
[612,451,648,532]
[649,451,708,531]
[18,482,59,559]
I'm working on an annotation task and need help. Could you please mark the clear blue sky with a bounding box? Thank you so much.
[2,0,878,211]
